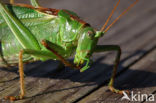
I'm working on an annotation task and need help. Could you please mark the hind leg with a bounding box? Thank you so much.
[10,0,14,4]
[4,49,60,101]
[10,0,40,8]
[30,0,40,7]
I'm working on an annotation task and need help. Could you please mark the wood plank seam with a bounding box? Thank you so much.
[73,45,156,103]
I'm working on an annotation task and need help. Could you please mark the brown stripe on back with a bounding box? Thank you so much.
[13,3,59,16]
[37,8,59,16]
[62,9,90,27]
[13,3,90,26]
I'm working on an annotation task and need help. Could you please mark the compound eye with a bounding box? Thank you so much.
[87,31,94,39]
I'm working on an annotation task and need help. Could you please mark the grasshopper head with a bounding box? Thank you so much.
[74,27,104,72]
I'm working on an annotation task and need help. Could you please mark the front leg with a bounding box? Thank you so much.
[41,40,81,70]
[95,45,126,94]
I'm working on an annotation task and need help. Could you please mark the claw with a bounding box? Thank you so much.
[109,86,130,95]
[124,90,130,95]
[4,95,24,101]
[5,96,16,101]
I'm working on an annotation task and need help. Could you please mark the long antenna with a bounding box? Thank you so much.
[102,0,139,33]
[101,0,120,32]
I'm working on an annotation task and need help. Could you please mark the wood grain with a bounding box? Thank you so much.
[0,0,156,103]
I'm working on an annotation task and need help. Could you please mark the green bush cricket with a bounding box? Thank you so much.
[0,0,139,101]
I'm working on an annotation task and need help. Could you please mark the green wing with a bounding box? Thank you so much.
[0,5,59,64]
[0,5,58,56]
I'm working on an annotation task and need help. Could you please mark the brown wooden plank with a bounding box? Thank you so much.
[17,35,156,103]
[78,48,156,103]
[0,0,156,103]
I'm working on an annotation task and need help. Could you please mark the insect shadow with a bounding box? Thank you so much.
[0,47,156,98]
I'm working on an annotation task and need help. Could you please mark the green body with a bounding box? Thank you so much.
[0,0,126,99]
[0,4,98,67]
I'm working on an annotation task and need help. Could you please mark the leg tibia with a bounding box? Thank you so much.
[95,45,124,94]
